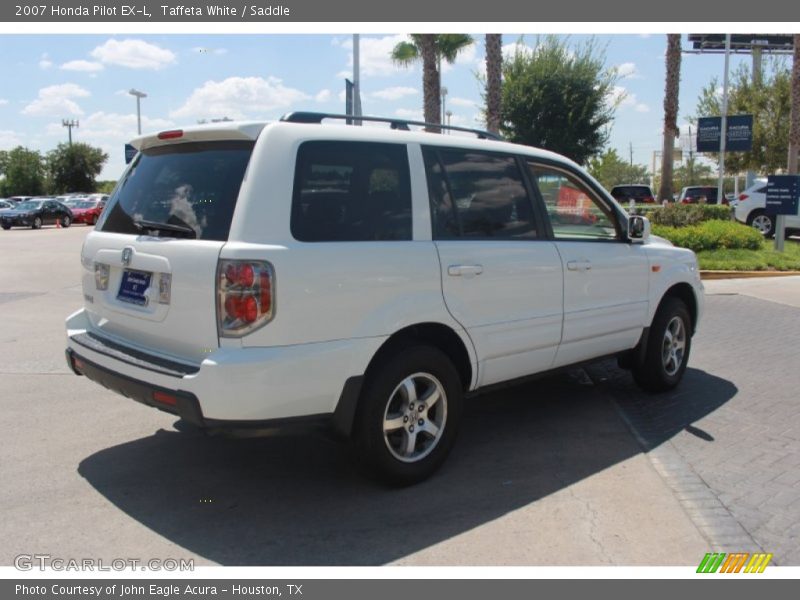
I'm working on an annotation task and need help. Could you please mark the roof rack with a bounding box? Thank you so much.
[279,111,503,141]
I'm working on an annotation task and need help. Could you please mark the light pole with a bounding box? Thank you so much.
[62,119,78,145]
[441,86,448,127]
[129,88,147,135]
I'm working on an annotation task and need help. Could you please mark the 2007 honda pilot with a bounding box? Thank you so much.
[66,113,704,484]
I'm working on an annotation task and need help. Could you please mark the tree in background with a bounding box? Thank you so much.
[484,34,503,134]
[659,34,682,202]
[391,34,474,130]
[696,59,791,174]
[587,148,649,190]
[0,147,46,196]
[46,142,108,194]
[499,36,620,164]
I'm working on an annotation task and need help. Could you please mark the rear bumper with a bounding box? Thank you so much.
[66,347,205,425]
[65,308,383,427]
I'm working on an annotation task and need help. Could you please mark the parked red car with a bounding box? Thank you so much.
[70,199,105,225]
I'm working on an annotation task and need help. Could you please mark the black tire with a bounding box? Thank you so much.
[633,297,692,393]
[60,215,71,228]
[747,209,775,238]
[91,215,98,226]
[1,224,10,231]
[32,216,42,230]
[354,345,463,486]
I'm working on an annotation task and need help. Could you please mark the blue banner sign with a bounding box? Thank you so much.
[697,115,753,152]
[766,175,800,216]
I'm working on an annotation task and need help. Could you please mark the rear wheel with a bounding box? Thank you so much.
[747,210,775,238]
[60,215,71,228]
[355,345,463,485]
[1,224,10,230]
[32,216,42,230]
[633,297,692,392]
[91,215,98,226]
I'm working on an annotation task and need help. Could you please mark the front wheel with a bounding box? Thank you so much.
[633,297,692,393]
[354,345,463,485]
[32,216,42,229]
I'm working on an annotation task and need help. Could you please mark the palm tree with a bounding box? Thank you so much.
[391,34,474,131]
[659,34,682,202]
[789,34,800,175]
[485,34,503,134]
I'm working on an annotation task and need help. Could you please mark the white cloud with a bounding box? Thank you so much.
[369,86,418,101]
[449,97,477,108]
[336,34,411,78]
[0,130,24,150]
[22,83,90,117]
[39,53,52,70]
[616,62,639,79]
[0,99,8,106]
[315,89,332,103]
[609,86,650,113]
[90,39,176,70]
[170,76,309,121]
[61,60,104,73]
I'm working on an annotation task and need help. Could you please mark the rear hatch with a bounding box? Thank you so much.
[81,126,260,364]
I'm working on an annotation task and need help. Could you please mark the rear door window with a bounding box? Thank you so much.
[422,146,539,240]
[100,140,254,241]
[291,141,412,242]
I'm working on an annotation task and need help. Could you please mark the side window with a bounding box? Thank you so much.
[423,146,538,240]
[291,141,412,242]
[528,162,620,241]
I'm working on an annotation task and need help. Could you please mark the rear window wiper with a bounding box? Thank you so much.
[133,218,197,239]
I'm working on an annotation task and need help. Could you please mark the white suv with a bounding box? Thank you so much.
[734,180,800,238]
[65,113,704,484]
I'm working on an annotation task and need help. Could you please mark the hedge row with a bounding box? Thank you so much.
[647,203,733,227]
[652,220,763,253]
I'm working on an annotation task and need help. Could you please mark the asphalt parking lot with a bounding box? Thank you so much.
[1,224,797,566]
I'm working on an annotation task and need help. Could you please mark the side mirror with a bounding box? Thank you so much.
[628,215,650,244]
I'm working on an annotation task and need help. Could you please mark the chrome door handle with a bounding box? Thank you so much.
[448,264,484,278]
[567,260,592,272]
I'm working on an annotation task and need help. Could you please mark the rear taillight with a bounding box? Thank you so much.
[681,199,691,204]
[739,194,749,201]
[217,259,275,337]
[644,196,655,203]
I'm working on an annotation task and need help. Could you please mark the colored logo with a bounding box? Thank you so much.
[697,552,773,573]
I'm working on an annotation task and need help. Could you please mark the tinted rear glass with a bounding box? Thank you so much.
[611,186,652,199]
[100,140,254,241]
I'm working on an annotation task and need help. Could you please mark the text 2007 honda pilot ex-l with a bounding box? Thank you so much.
[65,113,703,485]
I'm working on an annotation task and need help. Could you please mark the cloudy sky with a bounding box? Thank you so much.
[0,34,755,180]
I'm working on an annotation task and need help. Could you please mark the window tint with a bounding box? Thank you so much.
[611,186,652,200]
[529,163,619,241]
[423,147,538,240]
[100,141,254,241]
[291,141,412,242]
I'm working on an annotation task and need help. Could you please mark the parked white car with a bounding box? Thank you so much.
[735,180,800,237]
[65,114,704,484]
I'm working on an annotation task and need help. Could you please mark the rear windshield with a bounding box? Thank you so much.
[100,140,254,241]
[611,186,652,199]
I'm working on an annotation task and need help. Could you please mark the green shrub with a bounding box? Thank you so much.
[652,220,763,252]
[647,203,732,227]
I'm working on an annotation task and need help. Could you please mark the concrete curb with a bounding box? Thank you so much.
[700,270,800,280]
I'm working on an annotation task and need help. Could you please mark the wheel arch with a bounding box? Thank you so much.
[332,322,475,438]
[659,282,698,335]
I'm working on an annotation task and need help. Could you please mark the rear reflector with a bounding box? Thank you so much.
[157,129,184,140]
[73,356,85,372]
[152,390,178,406]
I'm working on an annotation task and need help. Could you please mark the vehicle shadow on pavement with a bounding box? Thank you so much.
[78,366,736,565]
